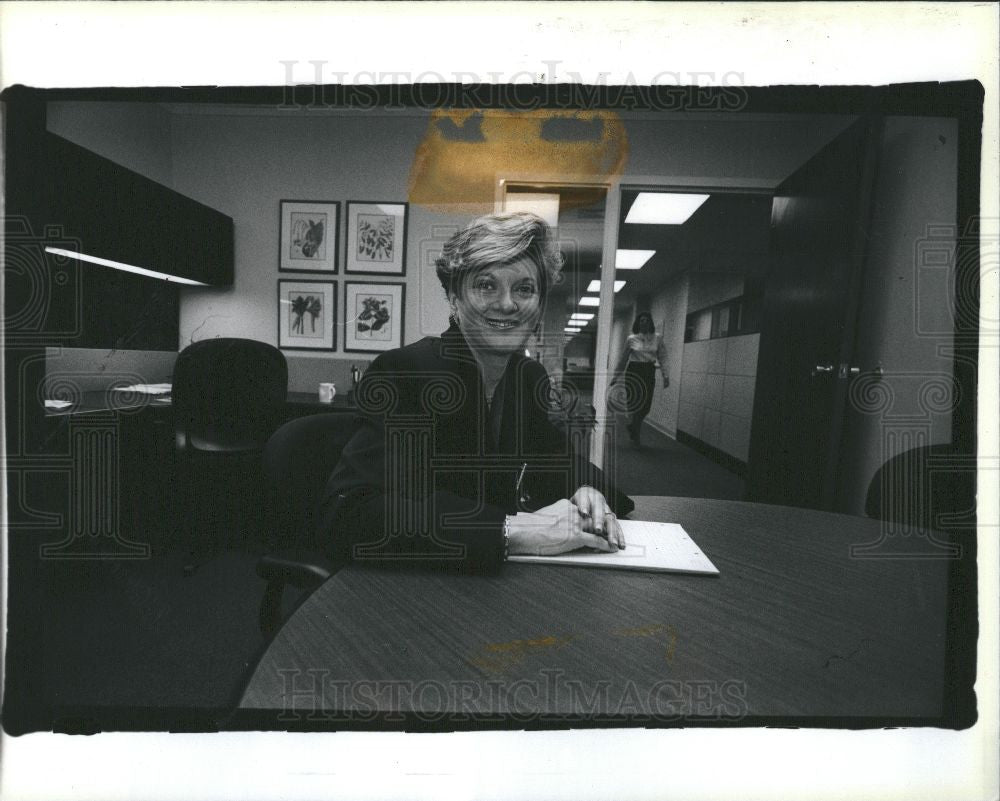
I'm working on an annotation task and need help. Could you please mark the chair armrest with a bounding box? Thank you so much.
[256,549,334,590]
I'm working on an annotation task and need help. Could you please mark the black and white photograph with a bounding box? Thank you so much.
[279,199,339,273]
[0,4,997,801]
[344,201,408,275]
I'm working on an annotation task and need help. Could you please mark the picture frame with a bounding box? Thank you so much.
[279,199,339,273]
[277,280,337,351]
[343,281,405,353]
[344,201,408,275]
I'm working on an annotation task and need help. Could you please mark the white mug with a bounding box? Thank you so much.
[319,382,337,403]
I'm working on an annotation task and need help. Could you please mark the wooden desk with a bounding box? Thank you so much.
[234,496,950,728]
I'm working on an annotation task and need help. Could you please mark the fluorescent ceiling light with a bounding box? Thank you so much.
[586,280,626,293]
[615,249,656,270]
[45,247,209,286]
[578,296,601,307]
[625,192,709,225]
[564,326,582,333]
[570,313,595,321]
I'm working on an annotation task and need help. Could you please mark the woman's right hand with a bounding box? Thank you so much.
[506,499,616,556]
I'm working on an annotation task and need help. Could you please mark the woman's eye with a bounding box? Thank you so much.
[517,284,537,296]
[473,280,496,292]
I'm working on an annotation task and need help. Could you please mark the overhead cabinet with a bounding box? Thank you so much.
[44,132,233,287]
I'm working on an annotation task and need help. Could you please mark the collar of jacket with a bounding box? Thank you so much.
[436,321,527,377]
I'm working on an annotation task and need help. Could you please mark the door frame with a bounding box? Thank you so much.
[497,174,776,467]
[495,173,617,467]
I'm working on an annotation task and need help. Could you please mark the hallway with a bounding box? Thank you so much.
[608,418,745,500]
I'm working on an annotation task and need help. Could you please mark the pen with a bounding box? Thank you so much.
[514,462,527,506]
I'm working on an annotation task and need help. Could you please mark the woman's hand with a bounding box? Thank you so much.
[506,498,620,556]
[571,486,625,550]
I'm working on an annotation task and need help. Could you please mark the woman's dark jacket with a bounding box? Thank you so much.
[319,324,634,571]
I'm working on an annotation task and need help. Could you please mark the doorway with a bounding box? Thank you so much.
[498,180,611,456]
[603,187,773,499]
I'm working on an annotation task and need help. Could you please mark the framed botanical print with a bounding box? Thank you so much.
[343,281,405,353]
[278,280,337,351]
[279,200,339,273]
[344,201,408,275]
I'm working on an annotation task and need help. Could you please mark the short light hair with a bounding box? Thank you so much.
[435,212,563,298]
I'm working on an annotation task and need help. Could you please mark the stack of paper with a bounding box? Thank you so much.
[508,520,719,575]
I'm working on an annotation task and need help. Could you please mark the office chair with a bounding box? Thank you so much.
[256,412,358,635]
[864,442,975,533]
[172,338,288,567]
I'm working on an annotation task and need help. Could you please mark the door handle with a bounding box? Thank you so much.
[811,363,834,377]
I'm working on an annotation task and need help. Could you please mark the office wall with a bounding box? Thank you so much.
[47,101,173,187]
[679,334,759,462]
[676,273,757,460]
[836,116,958,515]
[168,110,853,356]
[642,272,689,438]
[46,103,855,390]
[686,273,745,313]
[168,111,459,352]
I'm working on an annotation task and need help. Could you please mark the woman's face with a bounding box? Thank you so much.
[451,256,542,357]
[638,315,654,334]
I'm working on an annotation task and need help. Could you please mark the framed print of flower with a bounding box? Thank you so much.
[279,200,339,273]
[278,280,337,351]
[345,201,408,275]
[344,281,405,352]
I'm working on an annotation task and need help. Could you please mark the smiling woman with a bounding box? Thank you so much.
[320,212,635,572]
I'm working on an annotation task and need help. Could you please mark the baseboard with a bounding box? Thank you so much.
[675,430,747,478]
[642,418,677,441]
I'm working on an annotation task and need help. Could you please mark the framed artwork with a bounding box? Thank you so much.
[344,281,405,353]
[277,280,337,351]
[344,201,408,275]
[279,200,339,273]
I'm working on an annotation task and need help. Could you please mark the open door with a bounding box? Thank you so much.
[746,116,881,509]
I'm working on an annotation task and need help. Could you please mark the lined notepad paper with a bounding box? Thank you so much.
[508,520,719,575]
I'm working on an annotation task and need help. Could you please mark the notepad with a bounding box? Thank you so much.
[508,520,719,575]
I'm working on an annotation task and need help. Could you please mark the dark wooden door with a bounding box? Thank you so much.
[746,116,880,509]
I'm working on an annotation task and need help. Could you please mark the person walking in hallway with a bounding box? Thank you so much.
[614,311,669,446]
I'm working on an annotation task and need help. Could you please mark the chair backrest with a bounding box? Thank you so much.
[865,443,976,533]
[262,412,359,552]
[173,338,288,447]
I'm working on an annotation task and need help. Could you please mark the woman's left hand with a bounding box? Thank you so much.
[570,486,625,550]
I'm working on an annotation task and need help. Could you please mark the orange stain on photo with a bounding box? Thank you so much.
[408,109,629,212]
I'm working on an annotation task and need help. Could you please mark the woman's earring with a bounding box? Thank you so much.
[449,308,459,326]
